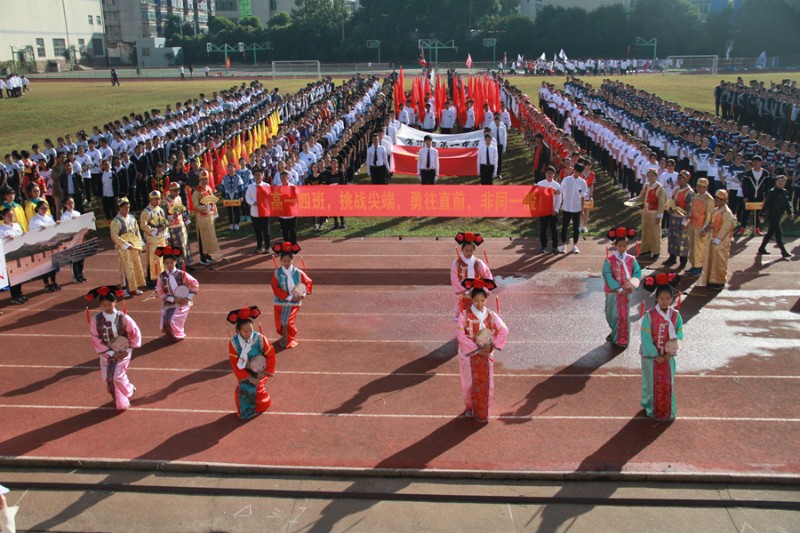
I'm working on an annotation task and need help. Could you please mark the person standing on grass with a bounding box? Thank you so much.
[219,163,243,231]
[477,133,498,185]
[537,166,562,253]
[559,163,588,254]
[757,175,794,258]
[179,65,185,80]
[111,69,120,86]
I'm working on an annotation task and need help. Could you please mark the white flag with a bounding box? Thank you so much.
[558,49,568,61]
[538,52,546,61]
[755,51,767,69]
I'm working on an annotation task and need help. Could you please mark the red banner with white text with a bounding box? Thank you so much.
[255,185,553,218]
[391,145,479,177]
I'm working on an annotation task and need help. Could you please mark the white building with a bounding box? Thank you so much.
[0,0,106,71]
[519,0,632,23]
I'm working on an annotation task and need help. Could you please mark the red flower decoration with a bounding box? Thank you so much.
[644,277,655,286]
[251,308,261,319]
[464,232,475,242]
[655,273,669,286]
[474,234,484,245]
[114,289,125,298]
[282,242,293,252]
[238,308,252,320]
[291,244,301,253]
[615,227,627,238]
[97,286,110,296]
[85,294,94,301]
[627,229,637,238]
[227,312,239,323]
[473,278,486,289]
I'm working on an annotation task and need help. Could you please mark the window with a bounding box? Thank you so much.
[88,14,94,24]
[142,47,151,57]
[36,38,46,57]
[97,15,102,25]
[78,38,86,52]
[270,0,277,11]
[53,38,67,56]
[92,38,104,56]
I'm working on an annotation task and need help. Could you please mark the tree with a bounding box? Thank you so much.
[208,15,237,36]
[268,12,291,29]
[627,0,701,57]
[239,16,262,30]
[734,0,800,56]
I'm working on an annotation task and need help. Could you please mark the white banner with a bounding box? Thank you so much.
[395,124,486,149]
[0,212,96,286]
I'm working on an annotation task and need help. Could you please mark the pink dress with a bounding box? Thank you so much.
[456,306,508,422]
[155,268,200,340]
[89,310,142,410]
[450,254,493,318]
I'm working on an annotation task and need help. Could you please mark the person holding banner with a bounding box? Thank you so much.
[227,306,276,420]
[162,182,193,269]
[28,200,61,292]
[0,207,27,304]
[451,232,493,321]
[87,285,142,411]
[699,189,736,289]
[417,135,439,185]
[640,273,684,421]
[271,241,313,349]
[155,246,199,341]
[477,134,498,185]
[537,166,562,253]
[366,134,389,185]
[0,483,16,533]
[603,228,642,349]
[456,278,508,423]
[110,197,146,297]
[60,196,88,283]
[140,190,169,289]
[192,170,221,265]
[1,186,27,233]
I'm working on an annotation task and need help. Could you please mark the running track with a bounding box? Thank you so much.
[1,234,798,480]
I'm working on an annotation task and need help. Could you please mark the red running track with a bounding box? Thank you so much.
[0,235,799,479]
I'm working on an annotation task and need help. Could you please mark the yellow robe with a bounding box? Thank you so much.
[699,204,735,286]
[192,186,221,255]
[636,182,666,255]
[109,213,147,292]
[688,191,714,268]
[4,202,27,232]
[140,204,169,279]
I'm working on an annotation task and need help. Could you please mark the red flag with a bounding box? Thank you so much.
[466,53,473,68]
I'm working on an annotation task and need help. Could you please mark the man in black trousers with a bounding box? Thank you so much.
[757,175,794,258]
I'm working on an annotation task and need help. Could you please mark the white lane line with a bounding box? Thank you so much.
[1,364,798,380]
[0,403,798,422]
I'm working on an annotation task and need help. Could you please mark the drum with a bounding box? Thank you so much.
[174,285,191,301]
[664,338,683,355]
[292,284,307,298]
[474,328,493,349]
[623,277,641,291]
[623,199,638,208]
[249,355,267,373]
[110,336,129,352]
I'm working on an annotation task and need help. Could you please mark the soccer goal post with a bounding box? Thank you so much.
[271,60,322,80]
[665,55,719,75]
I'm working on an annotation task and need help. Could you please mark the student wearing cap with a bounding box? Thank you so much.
[109,197,146,297]
[663,170,695,270]
[603,227,642,349]
[86,285,142,410]
[686,178,715,275]
[477,134,498,185]
[192,170,221,265]
[141,190,169,288]
[271,241,313,349]
[162,182,193,269]
[699,189,736,289]
[536,166,562,253]
[0,206,27,304]
[1,186,27,233]
[640,272,684,421]
[155,246,199,340]
[417,135,439,185]
[635,168,666,260]
[226,306,276,420]
[757,175,794,259]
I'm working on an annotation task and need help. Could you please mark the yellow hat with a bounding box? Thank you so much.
[697,178,709,187]
[117,197,130,207]
[715,189,729,201]
[149,190,162,198]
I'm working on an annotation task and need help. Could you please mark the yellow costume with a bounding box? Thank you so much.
[2,202,27,232]
[110,212,146,292]
[192,185,221,255]
[688,190,714,268]
[636,182,666,256]
[699,202,735,287]
[140,202,169,280]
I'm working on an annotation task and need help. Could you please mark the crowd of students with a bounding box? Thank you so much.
[715,78,800,142]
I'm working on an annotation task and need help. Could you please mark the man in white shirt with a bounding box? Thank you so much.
[483,103,494,129]
[559,163,589,254]
[417,135,439,185]
[464,100,476,132]
[440,100,457,134]
[245,168,271,253]
[366,134,389,184]
[492,116,507,180]
[537,166,562,253]
[422,103,436,132]
[476,134,498,185]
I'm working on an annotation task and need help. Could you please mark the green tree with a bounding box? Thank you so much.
[627,0,701,57]
[239,16,262,30]
[734,0,800,56]
[208,15,237,35]
[268,12,291,29]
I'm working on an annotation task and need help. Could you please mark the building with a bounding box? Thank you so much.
[214,0,358,25]
[519,0,633,22]
[103,0,215,65]
[0,0,106,72]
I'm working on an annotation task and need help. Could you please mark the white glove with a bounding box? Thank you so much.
[713,238,721,246]
[656,214,662,220]
[150,229,158,236]
[121,242,131,250]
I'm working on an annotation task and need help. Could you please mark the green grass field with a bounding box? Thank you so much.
[5,73,799,239]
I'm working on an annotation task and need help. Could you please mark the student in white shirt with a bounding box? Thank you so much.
[366,134,389,184]
[60,195,87,282]
[492,116,508,180]
[476,134,498,185]
[29,201,61,292]
[417,135,439,185]
[537,166,562,253]
[559,163,589,254]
